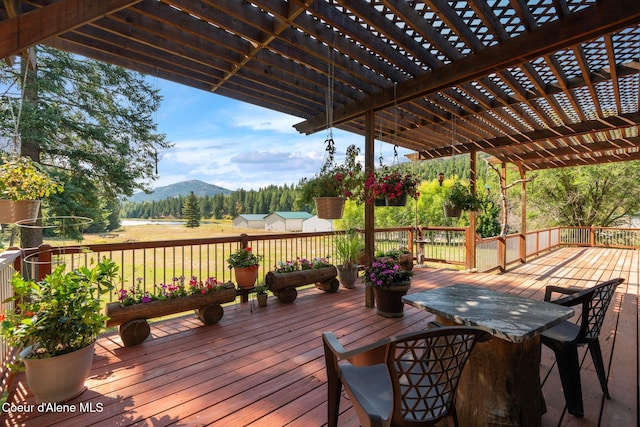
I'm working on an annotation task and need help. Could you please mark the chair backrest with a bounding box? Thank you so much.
[386,327,490,425]
[557,278,623,342]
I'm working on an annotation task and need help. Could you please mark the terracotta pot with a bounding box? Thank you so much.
[23,342,95,403]
[314,197,345,219]
[234,266,259,289]
[372,282,410,318]
[337,264,359,289]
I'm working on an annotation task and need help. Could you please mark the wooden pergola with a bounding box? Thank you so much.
[1,0,639,270]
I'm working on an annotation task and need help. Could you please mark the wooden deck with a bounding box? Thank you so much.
[2,246,638,427]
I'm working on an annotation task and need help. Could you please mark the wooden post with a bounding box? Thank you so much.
[364,110,375,307]
[520,167,527,263]
[466,151,477,271]
[499,163,508,268]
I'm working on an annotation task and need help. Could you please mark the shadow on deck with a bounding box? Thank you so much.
[1,246,638,426]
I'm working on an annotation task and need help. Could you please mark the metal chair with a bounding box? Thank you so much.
[541,277,624,417]
[322,326,491,427]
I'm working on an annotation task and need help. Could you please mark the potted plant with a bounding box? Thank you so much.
[265,257,338,301]
[376,246,413,271]
[105,275,237,346]
[443,181,482,218]
[255,285,268,307]
[0,258,118,402]
[335,230,364,289]
[363,257,413,318]
[0,154,63,224]
[227,246,263,289]
[363,166,419,206]
[298,144,363,219]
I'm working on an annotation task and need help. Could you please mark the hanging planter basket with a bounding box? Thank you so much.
[314,197,345,219]
[0,199,41,224]
[385,193,408,207]
[374,197,387,207]
[444,204,462,218]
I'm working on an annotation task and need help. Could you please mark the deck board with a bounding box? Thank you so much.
[1,246,637,427]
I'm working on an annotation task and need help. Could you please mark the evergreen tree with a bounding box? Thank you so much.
[183,192,201,228]
[0,47,170,243]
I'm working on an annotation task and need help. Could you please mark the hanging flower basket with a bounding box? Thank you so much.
[374,197,386,206]
[444,204,462,218]
[0,199,41,224]
[314,197,345,219]
[385,193,408,207]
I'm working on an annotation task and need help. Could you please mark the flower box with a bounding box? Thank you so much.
[105,284,237,346]
[265,266,339,302]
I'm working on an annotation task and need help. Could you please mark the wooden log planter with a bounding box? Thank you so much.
[105,284,237,347]
[265,266,339,303]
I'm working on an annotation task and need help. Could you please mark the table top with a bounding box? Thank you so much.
[402,283,575,343]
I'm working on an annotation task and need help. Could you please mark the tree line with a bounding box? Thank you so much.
[121,184,300,220]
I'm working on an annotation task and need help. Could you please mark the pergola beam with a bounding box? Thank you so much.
[0,0,141,60]
[294,0,640,135]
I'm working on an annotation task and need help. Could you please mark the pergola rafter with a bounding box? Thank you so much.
[0,0,638,171]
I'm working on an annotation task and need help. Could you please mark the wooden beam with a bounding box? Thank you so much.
[0,0,141,59]
[520,149,640,171]
[295,0,640,134]
[416,112,640,159]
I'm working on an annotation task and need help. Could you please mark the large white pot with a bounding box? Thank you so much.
[23,342,95,403]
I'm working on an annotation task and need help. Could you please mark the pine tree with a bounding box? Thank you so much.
[183,192,201,228]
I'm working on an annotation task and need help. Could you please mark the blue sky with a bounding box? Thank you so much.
[151,78,413,191]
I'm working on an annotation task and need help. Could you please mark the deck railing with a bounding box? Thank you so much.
[0,249,20,391]
[1,224,640,396]
[476,226,640,272]
[15,228,423,303]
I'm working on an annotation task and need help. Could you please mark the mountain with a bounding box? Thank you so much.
[128,180,232,202]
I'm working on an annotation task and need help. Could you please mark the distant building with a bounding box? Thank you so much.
[265,212,313,232]
[302,215,334,232]
[233,214,267,229]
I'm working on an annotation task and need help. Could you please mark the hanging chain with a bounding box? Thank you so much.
[325,35,335,142]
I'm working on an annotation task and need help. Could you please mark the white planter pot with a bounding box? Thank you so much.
[23,342,95,403]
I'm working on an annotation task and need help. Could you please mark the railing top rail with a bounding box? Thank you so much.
[0,249,21,269]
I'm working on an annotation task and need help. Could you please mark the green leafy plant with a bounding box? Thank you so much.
[335,230,364,269]
[363,257,413,288]
[375,246,410,259]
[227,246,263,269]
[255,285,268,295]
[0,154,63,200]
[299,144,363,204]
[443,181,482,211]
[0,258,118,359]
[273,257,333,273]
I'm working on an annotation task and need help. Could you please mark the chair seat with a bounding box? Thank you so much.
[541,320,580,344]
[340,363,392,424]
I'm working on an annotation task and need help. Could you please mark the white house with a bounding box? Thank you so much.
[302,215,334,232]
[232,214,267,229]
[264,212,313,232]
